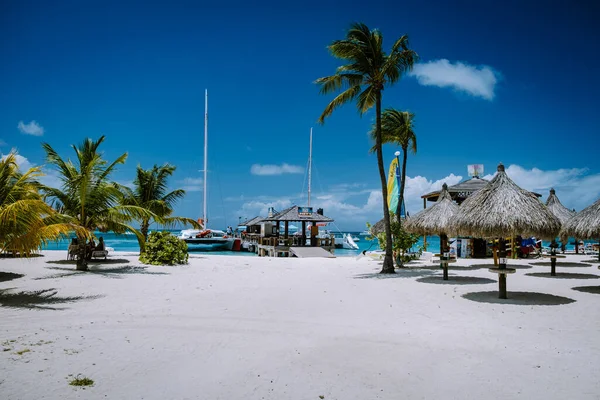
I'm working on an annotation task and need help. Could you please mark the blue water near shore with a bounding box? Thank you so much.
[42,230,591,257]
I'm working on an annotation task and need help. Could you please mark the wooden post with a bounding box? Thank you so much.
[550,240,557,276]
[423,197,427,209]
[301,221,306,247]
[284,221,289,239]
[440,233,448,280]
[498,237,507,299]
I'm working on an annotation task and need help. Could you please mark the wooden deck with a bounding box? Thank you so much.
[289,247,335,258]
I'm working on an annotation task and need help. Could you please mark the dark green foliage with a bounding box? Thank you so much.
[69,375,94,387]
[375,213,421,267]
[139,231,188,266]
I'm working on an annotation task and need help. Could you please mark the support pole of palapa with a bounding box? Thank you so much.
[550,240,558,276]
[498,237,507,298]
[440,233,449,280]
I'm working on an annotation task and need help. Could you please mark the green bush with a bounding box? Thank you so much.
[139,231,188,266]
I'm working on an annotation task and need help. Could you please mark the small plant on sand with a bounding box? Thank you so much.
[139,231,188,266]
[375,212,421,267]
[69,375,94,387]
[15,348,30,355]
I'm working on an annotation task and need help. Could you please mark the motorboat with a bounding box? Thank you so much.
[333,233,359,250]
[179,229,234,251]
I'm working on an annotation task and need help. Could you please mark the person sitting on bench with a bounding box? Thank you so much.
[95,237,105,252]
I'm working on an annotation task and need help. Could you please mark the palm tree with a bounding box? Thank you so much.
[315,22,417,273]
[42,136,154,270]
[120,164,199,245]
[0,153,82,256]
[370,109,417,218]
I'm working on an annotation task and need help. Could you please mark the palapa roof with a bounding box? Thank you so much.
[405,183,459,235]
[560,197,600,239]
[261,205,334,223]
[448,163,561,240]
[545,189,576,225]
[239,216,264,226]
[422,176,541,203]
[371,218,386,235]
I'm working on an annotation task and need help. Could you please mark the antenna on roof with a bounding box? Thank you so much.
[468,164,484,178]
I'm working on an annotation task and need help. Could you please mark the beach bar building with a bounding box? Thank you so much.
[255,205,335,257]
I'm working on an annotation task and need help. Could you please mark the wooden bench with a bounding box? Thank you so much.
[91,250,108,260]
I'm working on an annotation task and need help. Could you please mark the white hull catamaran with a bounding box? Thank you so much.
[179,90,234,251]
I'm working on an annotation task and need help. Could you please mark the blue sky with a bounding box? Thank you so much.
[1,0,599,230]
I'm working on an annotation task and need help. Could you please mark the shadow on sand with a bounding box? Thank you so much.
[354,268,437,280]
[410,264,486,271]
[46,258,131,265]
[0,272,25,283]
[525,272,599,280]
[416,275,496,285]
[35,265,169,280]
[581,259,600,264]
[470,263,533,270]
[0,288,102,310]
[462,291,575,306]
[0,253,44,259]
[572,286,600,295]
[530,262,592,268]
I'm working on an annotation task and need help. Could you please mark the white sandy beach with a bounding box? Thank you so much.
[1,250,600,400]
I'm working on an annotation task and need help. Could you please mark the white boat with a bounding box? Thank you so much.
[179,229,234,250]
[359,230,370,236]
[352,235,360,242]
[180,90,234,251]
[332,233,359,250]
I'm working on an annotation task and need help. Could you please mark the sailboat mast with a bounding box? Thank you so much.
[203,89,208,228]
[308,127,312,207]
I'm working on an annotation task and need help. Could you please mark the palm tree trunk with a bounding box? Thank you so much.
[399,145,408,220]
[76,236,88,271]
[375,92,395,274]
[141,219,149,242]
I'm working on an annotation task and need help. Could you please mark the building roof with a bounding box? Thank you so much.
[239,216,264,226]
[261,205,334,223]
[422,176,541,203]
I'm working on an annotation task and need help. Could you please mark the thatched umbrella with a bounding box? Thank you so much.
[405,183,458,280]
[449,163,561,299]
[545,188,577,273]
[371,218,386,236]
[561,197,600,262]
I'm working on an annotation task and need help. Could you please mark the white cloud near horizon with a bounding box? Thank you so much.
[17,120,45,136]
[0,153,34,172]
[250,163,304,176]
[179,177,203,192]
[409,59,498,100]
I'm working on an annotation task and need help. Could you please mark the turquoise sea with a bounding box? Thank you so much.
[42,230,592,258]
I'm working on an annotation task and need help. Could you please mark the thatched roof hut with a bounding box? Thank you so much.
[370,218,386,235]
[449,163,561,240]
[261,205,333,223]
[560,197,600,239]
[405,183,458,235]
[545,189,575,225]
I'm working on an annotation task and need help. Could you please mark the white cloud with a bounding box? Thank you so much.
[1,153,34,172]
[17,120,45,136]
[178,177,203,192]
[250,163,304,176]
[237,198,294,218]
[483,164,600,211]
[409,59,498,100]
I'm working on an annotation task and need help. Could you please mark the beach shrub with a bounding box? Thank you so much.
[375,213,421,267]
[139,231,188,266]
[69,375,94,387]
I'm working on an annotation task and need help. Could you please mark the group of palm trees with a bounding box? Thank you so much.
[316,23,418,273]
[0,136,197,270]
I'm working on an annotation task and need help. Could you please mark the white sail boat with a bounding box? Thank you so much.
[179,90,234,251]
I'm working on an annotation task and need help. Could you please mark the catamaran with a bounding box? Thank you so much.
[179,90,234,251]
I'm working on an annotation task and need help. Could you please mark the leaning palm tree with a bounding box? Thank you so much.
[370,109,417,219]
[316,22,418,273]
[0,153,83,256]
[42,136,154,270]
[120,163,199,245]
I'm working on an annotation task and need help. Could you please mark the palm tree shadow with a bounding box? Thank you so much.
[581,259,600,264]
[0,253,44,258]
[0,288,103,310]
[530,262,592,268]
[417,275,496,285]
[354,268,437,279]
[525,272,599,280]
[572,286,600,295]
[0,272,25,283]
[462,291,575,306]
[35,265,169,280]
[414,264,487,271]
